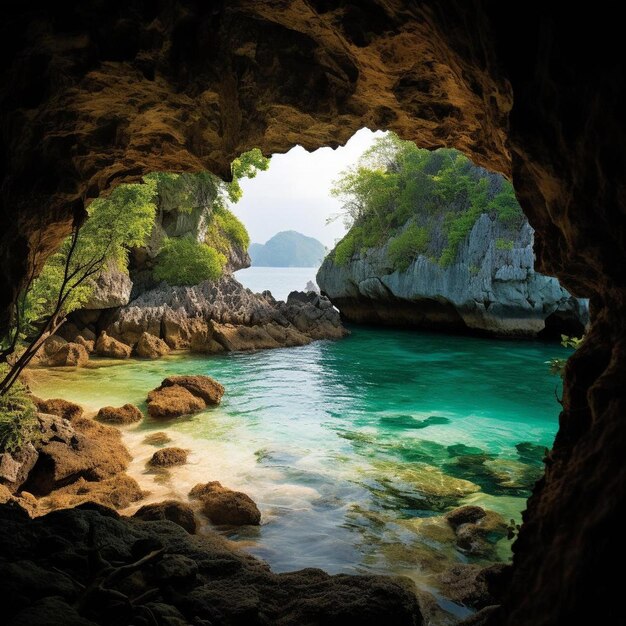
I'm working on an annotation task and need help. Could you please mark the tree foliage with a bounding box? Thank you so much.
[330,133,524,270]
[0,367,38,453]
[153,237,226,286]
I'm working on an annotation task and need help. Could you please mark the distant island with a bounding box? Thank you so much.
[249,231,327,267]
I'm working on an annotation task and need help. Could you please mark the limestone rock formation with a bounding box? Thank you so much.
[95,332,132,359]
[318,216,589,337]
[83,267,132,309]
[135,331,170,358]
[0,444,38,493]
[148,447,188,468]
[133,500,198,534]
[189,481,261,526]
[96,403,143,425]
[106,276,346,353]
[0,503,422,625]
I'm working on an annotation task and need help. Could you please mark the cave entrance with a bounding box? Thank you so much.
[18,126,585,625]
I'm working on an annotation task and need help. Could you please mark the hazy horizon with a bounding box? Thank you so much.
[229,128,385,248]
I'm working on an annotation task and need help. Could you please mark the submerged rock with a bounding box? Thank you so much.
[135,331,170,358]
[143,431,171,446]
[133,500,197,534]
[95,331,132,359]
[96,403,143,425]
[148,447,188,467]
[444,505,508,557]
[189,481,261,526]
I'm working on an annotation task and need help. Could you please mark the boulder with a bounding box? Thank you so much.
[24,414,131,496]
[56,321,82,342]
[32,397,83,422]
[189,481,261,526]
[46,342,89,367]
[133,500,197,533]
[96,403,143,425]
[41,334,67,357]
[148,447,188,467]
[136,332,170,358]
[95,331,132,359]
[158,375,224,405]
[147,385,206,418]
[0,443,39,492]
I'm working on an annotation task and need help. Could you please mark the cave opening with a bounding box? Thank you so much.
[1,3,624,625]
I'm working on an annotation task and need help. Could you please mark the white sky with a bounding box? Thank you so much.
[229,128,385,247]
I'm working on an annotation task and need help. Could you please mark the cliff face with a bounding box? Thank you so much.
[318,214,588,337]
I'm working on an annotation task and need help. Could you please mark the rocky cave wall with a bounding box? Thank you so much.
[1,2,625,625]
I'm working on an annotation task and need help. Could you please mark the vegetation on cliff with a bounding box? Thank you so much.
[329,133,524,270]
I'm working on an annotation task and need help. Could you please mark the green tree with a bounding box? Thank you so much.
[0,181,157,395]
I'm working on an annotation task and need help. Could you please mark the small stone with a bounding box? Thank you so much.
[133,500,197,533]
[143,432,172,446]
[189,481,261,526]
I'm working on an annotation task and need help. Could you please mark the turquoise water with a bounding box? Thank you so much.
[235,266,319,301]
[31,326,569,617]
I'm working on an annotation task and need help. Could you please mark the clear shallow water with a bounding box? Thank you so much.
[31,327,569,618]
[235,266,319,301]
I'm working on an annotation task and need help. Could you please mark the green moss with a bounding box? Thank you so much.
[388,224,429,271]
[0,375,39,453]
[153,237,226,286]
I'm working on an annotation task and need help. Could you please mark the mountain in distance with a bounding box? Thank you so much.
[249,231,327,267]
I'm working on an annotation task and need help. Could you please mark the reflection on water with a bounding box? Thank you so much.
[31,326,568,618]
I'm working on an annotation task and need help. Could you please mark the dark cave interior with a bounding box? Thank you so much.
[1,2,625,624]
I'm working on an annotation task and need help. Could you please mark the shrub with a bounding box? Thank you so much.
[388,224,429,271]
[547,335,584,378]
[213,206,250,250]
[153,237,226,286]
[334,231,358,266]
[0,376,39,453]
[496,238,514,251]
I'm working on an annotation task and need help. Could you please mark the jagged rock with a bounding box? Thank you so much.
[106,276,346,353]
[96,404,143,425]
[148,447,188,467]
[83,267,132,309]
[0,444,38,492]
[135,332,170,358]
[133,500,197,533]
[95,332,132,359]
[189,481,261,526]
[318,216,589,337]
[24,414,131,496]
[46,342,89,367]
[32,397,83,422]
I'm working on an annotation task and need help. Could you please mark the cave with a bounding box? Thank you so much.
[1,2,624,625]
